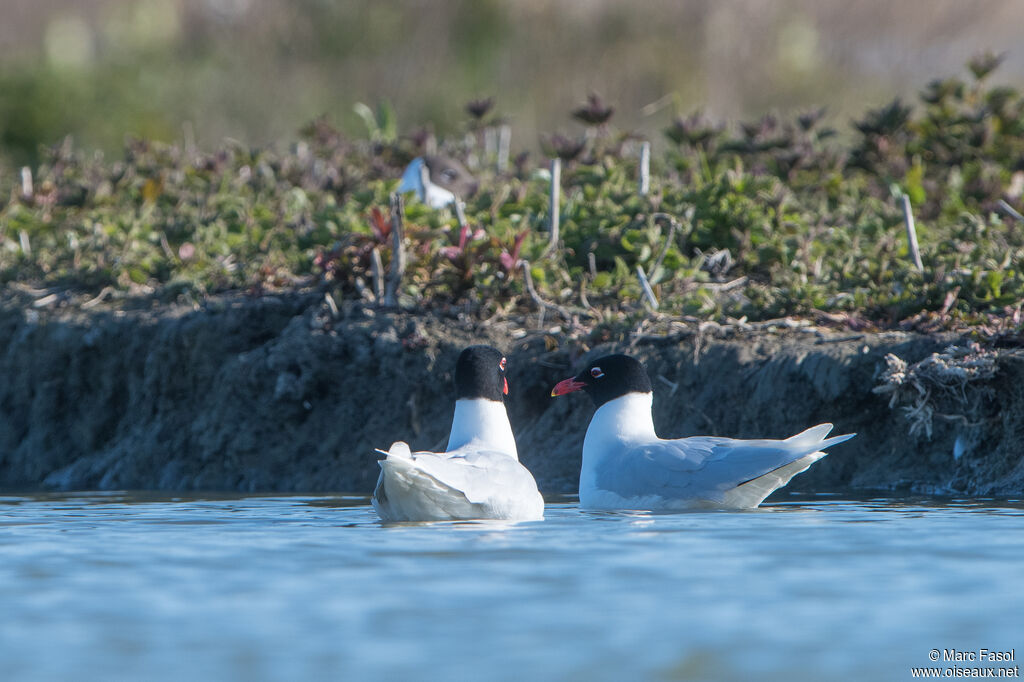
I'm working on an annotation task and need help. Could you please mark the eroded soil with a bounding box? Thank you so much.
[2,292,1022,495]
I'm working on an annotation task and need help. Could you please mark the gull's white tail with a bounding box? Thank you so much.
[375,442,412,460]
[785,423,856,451]
[374,447,480,521]
[722,424,856,508]
[372,440,544,522]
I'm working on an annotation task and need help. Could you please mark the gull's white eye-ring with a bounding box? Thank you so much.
[590,367,604,379]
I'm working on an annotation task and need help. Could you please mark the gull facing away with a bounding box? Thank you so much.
[551,354,855,511]
[396,155,478,209]
[372,346,544,522]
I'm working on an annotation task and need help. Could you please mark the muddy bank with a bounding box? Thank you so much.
[1,293,1022,496]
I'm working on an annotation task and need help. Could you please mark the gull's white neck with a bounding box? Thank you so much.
[446,398,518,459]
[424,182,456,209]
[583,392,657,458]
[580,392,656,500]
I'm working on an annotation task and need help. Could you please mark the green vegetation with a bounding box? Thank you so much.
[2,59,1022,337]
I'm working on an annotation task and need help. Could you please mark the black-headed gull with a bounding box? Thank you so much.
[551,354,855,510]
[396,155,478,209]
[372,345,543,522]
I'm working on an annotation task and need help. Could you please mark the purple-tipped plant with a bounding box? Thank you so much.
[664,111,723,148]
[541,134,587,162]
[465,97,495,121]
[498,230,529,273]
[967,51,1005,81]
[572,94,614,127]
[439,222,485,263]
[796,107,827,132]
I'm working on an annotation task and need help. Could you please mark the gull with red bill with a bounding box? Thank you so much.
[552,354,855,511]
[372,345,543,522]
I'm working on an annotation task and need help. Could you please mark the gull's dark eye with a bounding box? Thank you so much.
[440,168,457,182]
[591,367,604,379]
[499,357,507,372]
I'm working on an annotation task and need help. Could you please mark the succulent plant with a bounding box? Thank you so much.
[465,97,495,121]
[541,134,587,162]
[664,111,723,148]
[571,94,614,126]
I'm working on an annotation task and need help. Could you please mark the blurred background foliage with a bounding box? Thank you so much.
[2,0,1024,169]
[1,0,1023,336]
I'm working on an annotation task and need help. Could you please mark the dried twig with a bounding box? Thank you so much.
[701,276,748,292]
[497,124,511,174]
[323,291,340,319]
[484,127,496,160]
[656,374,679,395]
[383,193,406,307]
[158,232,175,260]
[20,166,33,198]
[32,293,60,308]
[370,247,384,303]
[636,265,659,309]
[901,194,924,273]
[579,278,593,310]
[649,212,681,277]
[81,286,115,309]
[10,282,55,297]
[520,259,573,321]
[998,199,1024,223]
[638,140,651,196]
[546,158,561,255]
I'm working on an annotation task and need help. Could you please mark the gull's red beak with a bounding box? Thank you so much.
[503,377,509,395]
[551,377,586,397]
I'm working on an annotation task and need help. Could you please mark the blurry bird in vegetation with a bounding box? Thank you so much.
[397,155,478,209]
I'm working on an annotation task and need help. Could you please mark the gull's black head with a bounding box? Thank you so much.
[550,354,652,408]
[454,345,508,402]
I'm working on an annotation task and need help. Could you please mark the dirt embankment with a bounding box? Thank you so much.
[1,293,1022,496]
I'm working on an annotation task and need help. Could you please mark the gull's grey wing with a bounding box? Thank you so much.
[593,436,824,503]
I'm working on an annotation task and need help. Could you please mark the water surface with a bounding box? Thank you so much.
[1,492,1021,681]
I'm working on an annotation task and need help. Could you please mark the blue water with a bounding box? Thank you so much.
[1,492,1021,682]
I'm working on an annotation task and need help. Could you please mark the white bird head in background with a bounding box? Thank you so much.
[397,155,478,209]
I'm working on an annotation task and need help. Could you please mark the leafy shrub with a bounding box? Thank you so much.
[2,59,1022,336]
